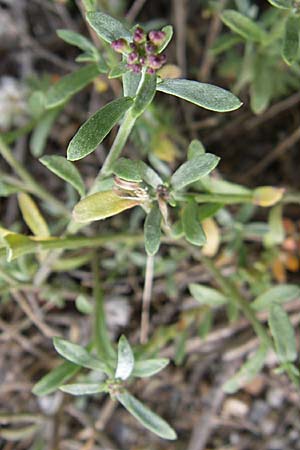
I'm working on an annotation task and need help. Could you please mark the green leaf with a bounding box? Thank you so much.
[32,361,80,396]
[187,139,205,159]
[46,64,101,109]
[115,335,135,380]
[67,97,133,161]
[157,25,173,53]
[2,233,37,261]
[211,34,242,55]
[123,71,142,97]
[264,204,285,247]
[60,383,106,395]
[269,303,297,363]
[30,109,60,157]
[182,201,207,246]
[132,358,169,378]
[108,61,128,78]
[40,155,85,197]
[223,345,268,393]
[28,91,46,118]
[144,204,162,256]
[250,57,272,114]
[189,283,228,307]
[137,161,163,188]
[171,154,220,190]
[132,73,157,118]
[57,29,96,53]
[267,0,292,9]
[252,284,300,311]
[157,78,242,112]
[18,193,50,237]
[86,11,132,43]
[116,391,177,440]
[53,337,106,372]
[221,10,267,42]
[282,15,300,65]
[112,158,142,182]
[198,203,223,221]
[72,190,139,223]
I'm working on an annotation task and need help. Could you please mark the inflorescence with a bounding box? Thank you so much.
[111,26,167,74]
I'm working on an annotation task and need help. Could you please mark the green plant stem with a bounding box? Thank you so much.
[0,136,69,217]
[201,256,273,348]
[95,108,136,181]
[92,253,116,372]
[175,191,300,205]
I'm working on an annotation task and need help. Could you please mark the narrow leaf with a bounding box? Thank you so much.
[115,335,135,380]
[57,29,96,53]
[157,78,242,112]
[157,25,173,53]
[221,10,267,42]
[182,201,206,246]
[267,0,292,9]
[187,139,205,159]
[250,57,272,114]
[132,358,169,378]
[46,64,101,108]
[72,190,139,223]
[116,391,177,440]
[282,15,300,65]
[60,383,106,395]
[144,204,162,256]
[269,303,297,363]
[223,345,268,393]
[137,161,163,188]
[189,283,228,307]
[30,109,60,157]
[67,97,133,161]
[40,155,85,197]
[32,361,80,396]
[252,285,300,311]
[123,71,142,97]
[132,73,157,118]
[18,193,50,237]
[3,233,37,261]
[171,154,220,190]
[53,337,106,371]
[86,11,132,43]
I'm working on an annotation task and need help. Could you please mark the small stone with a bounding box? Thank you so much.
[266,388,284,408]
[222,398,249,418]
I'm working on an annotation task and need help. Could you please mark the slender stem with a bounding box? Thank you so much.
[95,109,136,180]
[174,192,254,204]
[0,136,69,217]
[92,253,116,371]
[140,255,154,344]
[201,256,272,348]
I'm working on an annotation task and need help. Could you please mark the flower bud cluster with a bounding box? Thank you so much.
[111,26,167,74]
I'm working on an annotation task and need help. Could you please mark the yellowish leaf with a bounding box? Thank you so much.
[202,217,220,257]
[73,190,139,223]
[18,193,50,237]
[152,134,178,163]
[253,187,284,207]
[157,64,182,79]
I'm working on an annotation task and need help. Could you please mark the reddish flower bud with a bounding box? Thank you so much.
[127,51,139,64]
[146,67,156,75]
[148,30,166,46]
[133,26,146,43]
[111,38,128,54]
[145,43,156,55]
[127,63,142,73]
[147,54,166,70]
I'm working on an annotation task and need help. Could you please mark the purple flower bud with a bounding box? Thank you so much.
[145,42,156,55]
[147,54,166,70]
[111,38,128,54]
[140,56,146,65]
[127,63,142,73]
[148,30,166,46]
[133,26,146,43]
[130,42,138,50]
[146,67,156,75]
[127,51,139,64]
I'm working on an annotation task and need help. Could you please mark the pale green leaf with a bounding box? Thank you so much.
[182,202,206,246]
[2,233,37,261]
[53,337,106,371]
[46,64,101,108]
[282,15,300,65]
[157,25,173,53]
[187,139,205,159]
[171,154,220,191]
[132,358,169,378]
[86,11,132,43]
[157,78,242,112]
[269,303,297,363]
[40,155,85,197]
[132,73,157,118]
[221,10,267,42]
[32,361,80,396]
[30,109,60,157]
[115,335,134,380]
[123,71,142,97]
[112,158,142,182]
[267,0,292,9]
[250,57,272,114]
[252,285,300,311]
[60,383,106,395]
[18,193,50,237]
[144,204,162,256]
[57,29,96,53]
[116,391,177,440]
[67,97,133,161]
[137,161,163,188]
[72,190,139,223]
[189,283,228,307]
